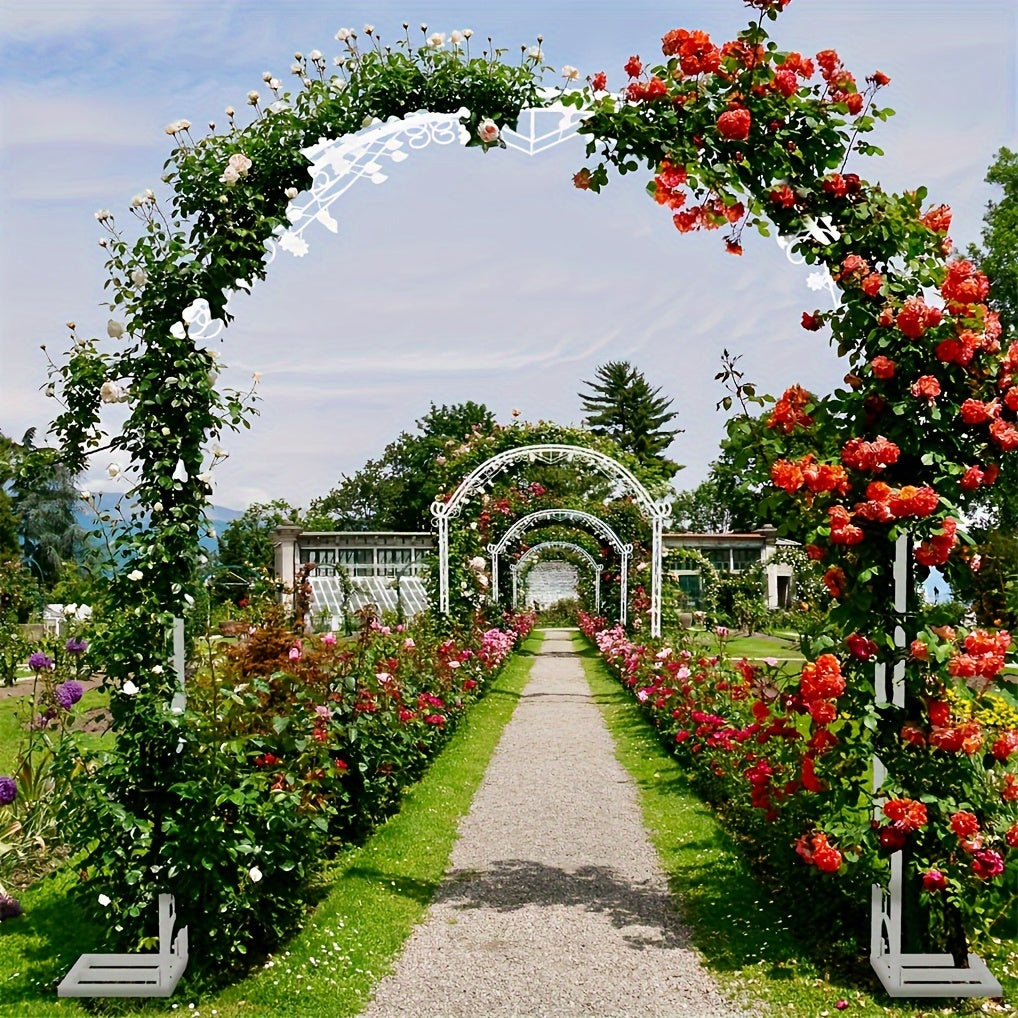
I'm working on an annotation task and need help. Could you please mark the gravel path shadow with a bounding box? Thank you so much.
[362,628,748,1018]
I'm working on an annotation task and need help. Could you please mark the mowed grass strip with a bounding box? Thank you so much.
[0,633,540,1018]
[576,635,1017,1018]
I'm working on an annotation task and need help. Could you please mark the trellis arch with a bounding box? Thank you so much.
[432,443,669,635]
[486,507,631,624]
[49,10,1017,998]
[510,541,603,614]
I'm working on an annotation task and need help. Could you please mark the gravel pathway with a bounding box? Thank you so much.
[362,628,748,1018]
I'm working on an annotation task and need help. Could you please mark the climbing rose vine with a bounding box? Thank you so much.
[567,0,1017,958]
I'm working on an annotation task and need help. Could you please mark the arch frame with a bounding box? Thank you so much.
[484,507,631,625]
[510,540,603,614]
[432,444,667,635]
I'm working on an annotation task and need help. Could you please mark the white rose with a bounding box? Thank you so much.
[161,426,171,436]
[94,209,111,222]
[335,27,352,41]
[107,462,121,478]
[309,49,322,61]
[228,152,252,176]
[106,319,124,339]
[427,32,445,47]
[127,570,143,582]
[220,164,240,185]
[172,459,189,482]
[130,193,147,207]
[122,680,139,695]
[100,380,124,403]
[262,71,273,82]
[528,46,543,61]
[269,77,281,90]
[477,118,500,144]
[463,29,473,39]
[469,556,487,572]
[247,90,260,105]
[249,866,263,882]
[363,23,374,33]
[450,30,463,44]
[561,65,580,81]
[131,268,148,286]
[77,605,92,621]
[153,502,163,512]
[98,893,111,907]
[285,187,298,199]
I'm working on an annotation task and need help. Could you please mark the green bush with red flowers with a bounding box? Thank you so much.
[62,607,534,975]
[580,611,1018,957]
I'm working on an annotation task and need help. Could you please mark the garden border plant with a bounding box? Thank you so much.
[24,0,1018,992]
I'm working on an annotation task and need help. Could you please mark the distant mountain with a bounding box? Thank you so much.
[75,494,242,553]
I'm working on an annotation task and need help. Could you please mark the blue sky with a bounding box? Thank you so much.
[1,0,1015,511]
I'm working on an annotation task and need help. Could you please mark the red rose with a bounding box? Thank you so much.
[922,869,948,892]
[717,108,751,140]
[910,375,941,402]
[870,70,891,86]
[624,55,643,78]
[870,355,895,379]
[591,71,607,91]
[773,68,798,96]
[950,810,980,840]
[878,826,908,852]
[801,311,822,331]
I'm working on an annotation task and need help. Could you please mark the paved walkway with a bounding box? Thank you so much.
[362,628,746,1018]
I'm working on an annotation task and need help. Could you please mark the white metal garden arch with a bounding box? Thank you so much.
[510,541,603,614]
[430,444,669,635]
[487,507,631,624]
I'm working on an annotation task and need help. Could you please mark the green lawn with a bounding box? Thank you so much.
[0,633,540,1017]
[576,633,1018,1016]
[0,687,112,775]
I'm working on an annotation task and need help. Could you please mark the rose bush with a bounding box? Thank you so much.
[63,606,534,973]
[579,611,1018,958]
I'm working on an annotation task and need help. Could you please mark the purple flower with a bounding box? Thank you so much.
[0,894,23,921]
[0,776,16,806]
[56,681,84,709]
[65,637,89,655]
[28,651,54,672]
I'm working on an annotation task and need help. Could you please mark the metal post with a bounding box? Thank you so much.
[620,547,630,626]
[594,565,602,615]
[869,533,1001,998]
[651,514,663,638]
[490,548,499,603]
[436,511,450,615]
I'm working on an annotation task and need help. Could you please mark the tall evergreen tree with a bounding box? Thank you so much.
[578,361,681,482]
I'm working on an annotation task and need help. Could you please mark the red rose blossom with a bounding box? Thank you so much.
[717,108,751,140]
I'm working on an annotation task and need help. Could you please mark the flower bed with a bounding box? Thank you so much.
[11,610,534,975]
[578,611,1018,955]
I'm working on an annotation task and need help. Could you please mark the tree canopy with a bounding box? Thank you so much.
[578,361,681,483]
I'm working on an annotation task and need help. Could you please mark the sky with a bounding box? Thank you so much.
[1,0,1016,513]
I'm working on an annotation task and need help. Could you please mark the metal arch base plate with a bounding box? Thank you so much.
[870,951,1001,999]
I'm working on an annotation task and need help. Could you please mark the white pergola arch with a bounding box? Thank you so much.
[486,508,631,625]
[431,443,669,635]
[510,541,603,614]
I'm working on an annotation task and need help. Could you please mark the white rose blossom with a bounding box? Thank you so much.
[107,462,122,478]
[106,319,124,338]
[335,27,352,41]
[285,186,298,199]
[164,119,190,135]
[477,118,500,144]
[528,46,543,61]
[249,866,263,882]
[100,380,125,403]
[247,90,260,105]
[131,268,147,286]
[427,32,445,47]
[127,570,143,582]
[561,65,580,81]
[122,679,139,695]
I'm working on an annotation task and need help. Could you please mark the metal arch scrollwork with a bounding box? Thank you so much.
[492,508,628,556]
[266,89,588,265]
